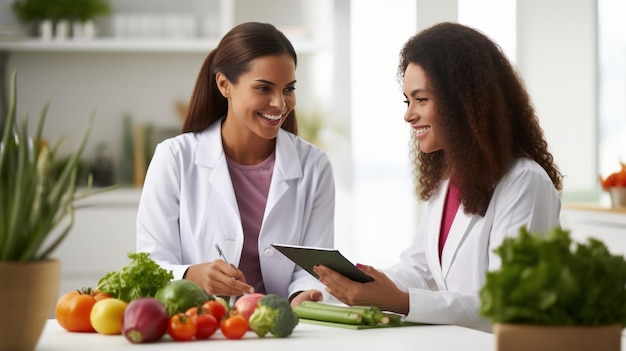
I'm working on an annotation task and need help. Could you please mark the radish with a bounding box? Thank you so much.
[234,293,265,321]
[122,297,169,343]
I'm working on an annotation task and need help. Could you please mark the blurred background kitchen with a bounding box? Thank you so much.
[0,0,624,297]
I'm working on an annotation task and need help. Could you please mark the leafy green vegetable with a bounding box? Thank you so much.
[96,252,173,303]
[480,226,626,326]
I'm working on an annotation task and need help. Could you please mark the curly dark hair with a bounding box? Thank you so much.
[398,22,563,216]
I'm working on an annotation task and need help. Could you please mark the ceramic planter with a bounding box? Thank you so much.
[0,259,61,351]
[494,323,622,351]
[609,187,626,208]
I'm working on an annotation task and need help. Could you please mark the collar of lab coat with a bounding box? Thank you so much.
[193,119,304,218]
[194,119,301,176]
[427,179,477,287]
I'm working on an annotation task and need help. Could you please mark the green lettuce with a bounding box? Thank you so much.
[96,252,173,303]
[480,226,626,326]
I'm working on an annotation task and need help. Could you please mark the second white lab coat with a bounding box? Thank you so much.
[136,119,335,299]
[383,158,561,332]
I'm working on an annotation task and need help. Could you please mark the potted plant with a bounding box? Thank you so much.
[599,161,626,208]
[11,0,111,39]
[480,226,626,351]
[11,0,59,39]
[0,70,104,351]
[64,0,111,39]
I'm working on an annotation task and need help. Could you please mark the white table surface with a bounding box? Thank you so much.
[36,319,495,350]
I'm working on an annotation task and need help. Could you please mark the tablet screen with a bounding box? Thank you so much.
[272,244,374,283]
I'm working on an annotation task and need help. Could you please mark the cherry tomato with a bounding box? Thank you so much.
[185,306,203,319]
[55,288,111,332]
[195,313,218,339]
[202,300,227,321]
[220,313,248,339]
[168,313,196,341]
[185,306,218,339]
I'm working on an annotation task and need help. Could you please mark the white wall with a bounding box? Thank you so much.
[7,51,202,158]
[344,0,599,268]
[0,0,605,269]
[345,0,418,268]
[517,0,597,200]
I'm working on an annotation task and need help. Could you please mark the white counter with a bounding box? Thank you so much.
[561,203,626,256]
[36,319,495,351]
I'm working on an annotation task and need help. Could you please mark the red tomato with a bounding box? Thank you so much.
[185,306,204,319]
[55,288,111,332]
[167,313,196,341]
[220,313,248,339]
[195,313,218,339]
[202,300,227,321]
[185,306,218,339]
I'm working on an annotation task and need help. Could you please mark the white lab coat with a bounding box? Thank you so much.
[383,158,561,332]
[136,119,335,299]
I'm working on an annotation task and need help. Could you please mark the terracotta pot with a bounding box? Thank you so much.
[494,323,622,351]
[0,259,61,351]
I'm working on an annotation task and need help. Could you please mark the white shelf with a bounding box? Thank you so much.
[0,38,325,54]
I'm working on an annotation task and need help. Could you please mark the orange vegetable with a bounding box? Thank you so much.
[55,288,111,332]
[220,313,248,339]
[167,313,196,341]
[600,161,626,190]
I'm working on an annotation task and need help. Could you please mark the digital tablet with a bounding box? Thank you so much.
[272,244,374,283]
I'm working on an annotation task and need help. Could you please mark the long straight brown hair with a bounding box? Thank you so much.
[182,22,298,134]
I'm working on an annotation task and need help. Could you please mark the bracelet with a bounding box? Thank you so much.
[288,291,303,303]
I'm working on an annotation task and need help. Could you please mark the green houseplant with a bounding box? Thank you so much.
[12,0,111,39]
[12,0,111,22]
[0,70,101,351]
[480,226,626,351]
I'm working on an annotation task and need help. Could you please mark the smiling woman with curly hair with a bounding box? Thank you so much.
[313,22,563,332]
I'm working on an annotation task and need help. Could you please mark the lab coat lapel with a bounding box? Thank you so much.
[440,208,476,278]
[195,121,240,218]
[426,180,478,288]
[265,130,302,219]
[426,181,447,289]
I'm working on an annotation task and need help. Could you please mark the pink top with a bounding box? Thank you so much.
[226,152,276,294]
[439,184,461,262]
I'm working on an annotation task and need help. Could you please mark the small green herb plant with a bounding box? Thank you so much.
[480,226,626,326]
[0,71,104,262]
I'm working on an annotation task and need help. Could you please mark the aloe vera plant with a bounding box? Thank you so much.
[0,70,102,262]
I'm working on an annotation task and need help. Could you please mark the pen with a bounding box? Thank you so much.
[215,243,229,265]
[215,243,237,308]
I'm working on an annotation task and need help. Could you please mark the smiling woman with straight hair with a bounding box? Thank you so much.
[136,22,335,306]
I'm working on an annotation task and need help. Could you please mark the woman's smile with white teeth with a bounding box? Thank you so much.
[261,113,282,121]
[414,126,430,136]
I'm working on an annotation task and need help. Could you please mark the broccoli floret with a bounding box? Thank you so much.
[248,294,299,337]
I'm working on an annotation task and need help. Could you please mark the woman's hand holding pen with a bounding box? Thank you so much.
[184,261,254,297]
